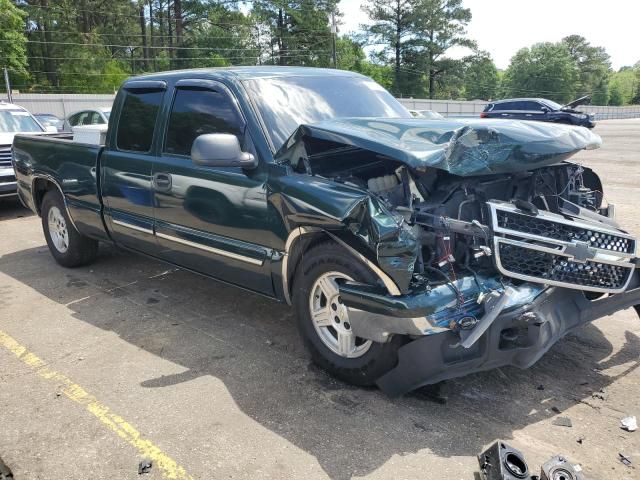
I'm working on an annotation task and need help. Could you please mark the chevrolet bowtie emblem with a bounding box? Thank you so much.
[564,240,596,263]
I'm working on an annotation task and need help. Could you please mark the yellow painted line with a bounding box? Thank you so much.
[0,330,193,480]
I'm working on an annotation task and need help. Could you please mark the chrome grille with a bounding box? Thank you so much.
[0,146,11,167]
[489,202,636,293]
[497,241,631,291]
[496,209,634,254]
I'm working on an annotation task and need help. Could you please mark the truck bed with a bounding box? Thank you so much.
[12,134,108,240]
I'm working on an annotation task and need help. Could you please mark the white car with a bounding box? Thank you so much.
[0,101,56,198]
[417,110,445,120]
[64,107,111,132]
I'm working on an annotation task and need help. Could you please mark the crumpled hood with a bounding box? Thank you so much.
[275,117,602,176]
[562,95,591,110]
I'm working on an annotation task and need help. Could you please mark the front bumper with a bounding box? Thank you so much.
[0,165,17,197]
[340,273,640,397]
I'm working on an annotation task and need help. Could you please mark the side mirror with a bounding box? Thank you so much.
[45,125,59,133]
[191,133,257,169]
[541,106,549,113]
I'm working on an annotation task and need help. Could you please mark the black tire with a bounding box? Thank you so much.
[41,189,98,267]
[292,241,402,386]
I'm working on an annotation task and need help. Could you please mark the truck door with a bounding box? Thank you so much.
[151,79,273,295]
[101,81,165,254]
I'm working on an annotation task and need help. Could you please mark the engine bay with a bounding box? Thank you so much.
[292,142,632,305]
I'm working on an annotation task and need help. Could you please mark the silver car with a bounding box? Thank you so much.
[64,107,111,131]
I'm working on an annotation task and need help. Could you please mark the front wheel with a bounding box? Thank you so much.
[41,189,98,267]
[292,241,402,386]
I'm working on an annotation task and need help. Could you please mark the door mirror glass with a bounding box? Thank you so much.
[191,133,257,169]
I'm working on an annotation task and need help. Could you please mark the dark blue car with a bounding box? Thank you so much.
[481,96,595,128]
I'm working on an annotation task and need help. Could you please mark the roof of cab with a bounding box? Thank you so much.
[126,66,366,83]
[490,98,548,104]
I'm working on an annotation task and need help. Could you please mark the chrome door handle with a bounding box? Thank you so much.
[154,172,172,190]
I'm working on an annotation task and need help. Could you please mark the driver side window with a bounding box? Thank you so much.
[164,87,244,157]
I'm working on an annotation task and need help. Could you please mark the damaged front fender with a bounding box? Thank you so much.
[268,169,419,295]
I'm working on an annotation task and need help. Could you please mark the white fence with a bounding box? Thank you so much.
[2,93,639,121]
[7,93,116,118]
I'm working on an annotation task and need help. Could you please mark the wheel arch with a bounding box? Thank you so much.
[282,227,401,305]
[32,176,60,216]
[31,175,80,232]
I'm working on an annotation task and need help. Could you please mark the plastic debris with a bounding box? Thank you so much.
[592,387,607,400]
[621,415,638,432]
[477,441,530,480]
[576,436,584,445]
[138,459,153,475]
[552,417,573,428]
[0,456,14,480]
[619,453,632,467]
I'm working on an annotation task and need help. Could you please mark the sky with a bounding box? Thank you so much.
[338,0,640,70]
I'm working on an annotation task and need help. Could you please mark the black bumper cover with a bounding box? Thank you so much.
[376,281,640,397]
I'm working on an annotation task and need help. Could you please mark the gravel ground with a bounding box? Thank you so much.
[0,119,639,480]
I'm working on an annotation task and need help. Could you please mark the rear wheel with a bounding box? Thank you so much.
[292,241,402,386]
[41,189,98,267]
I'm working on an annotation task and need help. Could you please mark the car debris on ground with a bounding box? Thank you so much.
[138,459,153,475]
[0,457,13,480]
[621,415,637,432]
[551,416,573,428]
[478,441,586,480]
[618,452,633,467]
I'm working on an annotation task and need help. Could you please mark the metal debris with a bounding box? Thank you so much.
[621,415,637,432]
[552,417,573,428]
[138,459,153,475]
[540,455,585,480]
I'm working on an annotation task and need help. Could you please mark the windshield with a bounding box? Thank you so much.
[244,75,410,151]
[543,99,563,110]
[0,109,44,133]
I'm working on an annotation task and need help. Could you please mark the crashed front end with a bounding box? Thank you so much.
[277,118,640,396]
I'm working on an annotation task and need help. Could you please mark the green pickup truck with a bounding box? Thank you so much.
[12,67,640,396]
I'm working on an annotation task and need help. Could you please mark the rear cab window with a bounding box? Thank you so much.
[116,86,164,152]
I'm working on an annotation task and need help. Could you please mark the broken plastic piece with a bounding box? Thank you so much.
[618,453,632,467]
[552,417,573,428]
[459,287,515,349]
[0,456,13,480]
[138,459,153,475]
[621,415,637,432]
